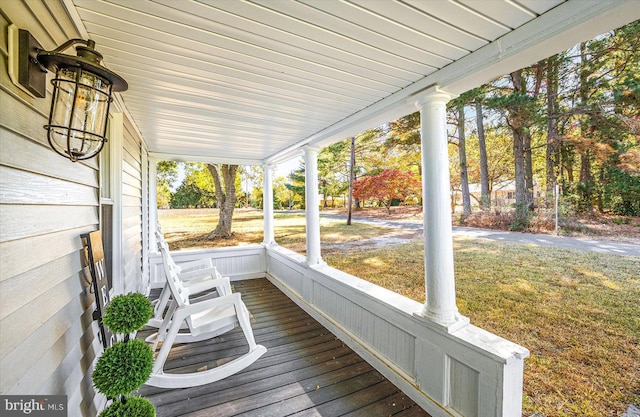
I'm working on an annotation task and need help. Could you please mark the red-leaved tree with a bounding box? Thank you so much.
[352,170,421,214]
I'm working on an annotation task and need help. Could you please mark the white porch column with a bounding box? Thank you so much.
[304,146,323,266]
[148,158,158,253]
[415,86,468,330]
[262,164,276,246]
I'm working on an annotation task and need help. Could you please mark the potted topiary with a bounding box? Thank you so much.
[92,293,155,417]
[102,292,154,342]
[96,397,156,417]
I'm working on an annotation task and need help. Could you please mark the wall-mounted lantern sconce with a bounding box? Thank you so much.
[8,25,128,162]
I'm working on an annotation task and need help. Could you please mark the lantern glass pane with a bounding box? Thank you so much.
[49,67,76,133]
[48,66,112,160]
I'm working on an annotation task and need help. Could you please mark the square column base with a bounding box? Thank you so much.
[413,311,470,333]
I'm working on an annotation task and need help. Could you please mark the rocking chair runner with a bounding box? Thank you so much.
[146,244,267,389]
[148,231,230,329]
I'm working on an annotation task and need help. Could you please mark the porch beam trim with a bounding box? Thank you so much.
[264,0,638,164]
[149,152,262,166]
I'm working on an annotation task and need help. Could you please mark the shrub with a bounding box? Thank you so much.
[460,210,514,230]
[92,339,154,399]
[98,397,155,417]
[103,293,153,335]
[94,293,155,414]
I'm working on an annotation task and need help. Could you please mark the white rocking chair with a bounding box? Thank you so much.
[146,244,267,389]
[147,231,230,329]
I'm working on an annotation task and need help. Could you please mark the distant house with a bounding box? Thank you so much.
[452,181,544,210]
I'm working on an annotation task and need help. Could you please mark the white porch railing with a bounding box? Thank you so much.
[149,245,266,286]
[149,245,529,417]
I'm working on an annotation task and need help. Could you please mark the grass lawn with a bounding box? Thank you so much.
[159,208,640,417]
[328,239,640,417]
[159,208,392,251]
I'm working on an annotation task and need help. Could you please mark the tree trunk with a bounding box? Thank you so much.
[458,103,472,217]
[579,150,593,211]
[475,99,490,210]
[545,56,559,208]
[322,181,328,209]
[524,130,534,210]
[526,63,545,212]
[596,166,605,212]
[513,128,529,227]
[205,164,239,239]
[510,69,531,228]
[562,144,574,184]
[347,136,355,225]
[578,42,594,212]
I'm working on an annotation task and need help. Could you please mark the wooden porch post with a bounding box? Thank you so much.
[415,86,468,330]
[304,146,323,266]
[262,164,275,246]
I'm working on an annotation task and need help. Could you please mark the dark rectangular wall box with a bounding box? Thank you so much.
[18,29,47,98]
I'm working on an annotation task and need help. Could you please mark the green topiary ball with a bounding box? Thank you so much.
[92,339,154,398]
[103,293,154,334]
[98,397,155,417]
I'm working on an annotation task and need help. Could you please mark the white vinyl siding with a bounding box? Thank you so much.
[121,117,143,294]
[0,2,145,416]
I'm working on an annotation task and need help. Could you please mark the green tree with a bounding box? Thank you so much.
[156,160,178,208]
[350,129,385,209]
[347,136,356,225]
[572,22,640,213]
[156,160,178,188]
[286,163,306,209]
[486,65,544,229]
[238,166,262,208]
[274,176,299,209]
[544,54,561,208]
[170,183,203,208]
[384,112,421,170]
[538,21,640,214]
[470,86,491,210]
[449,91,477,217]
[157,182,172,208]
[318,142,350,208]
[169,163,217,208]
[190,163,217,207]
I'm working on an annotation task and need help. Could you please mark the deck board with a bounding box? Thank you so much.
[138,278,430,417]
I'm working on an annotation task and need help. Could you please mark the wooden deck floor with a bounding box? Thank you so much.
[138,278,431,417]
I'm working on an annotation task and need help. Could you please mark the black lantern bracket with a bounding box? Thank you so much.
[7,24,47,97]
[8,24,127,97]
[7,24,128,162]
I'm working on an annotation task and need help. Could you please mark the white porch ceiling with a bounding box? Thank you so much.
[68,0,639,165]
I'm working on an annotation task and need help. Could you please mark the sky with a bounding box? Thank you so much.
[274,156,303,178]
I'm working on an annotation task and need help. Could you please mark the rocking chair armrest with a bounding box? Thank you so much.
[174,293,241,321]
[179,266,219,281]
[185,277,231,296]
[176,257,214,273]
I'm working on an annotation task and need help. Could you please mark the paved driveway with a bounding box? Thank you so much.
[450,226,640,257]
[312,212,640,257]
